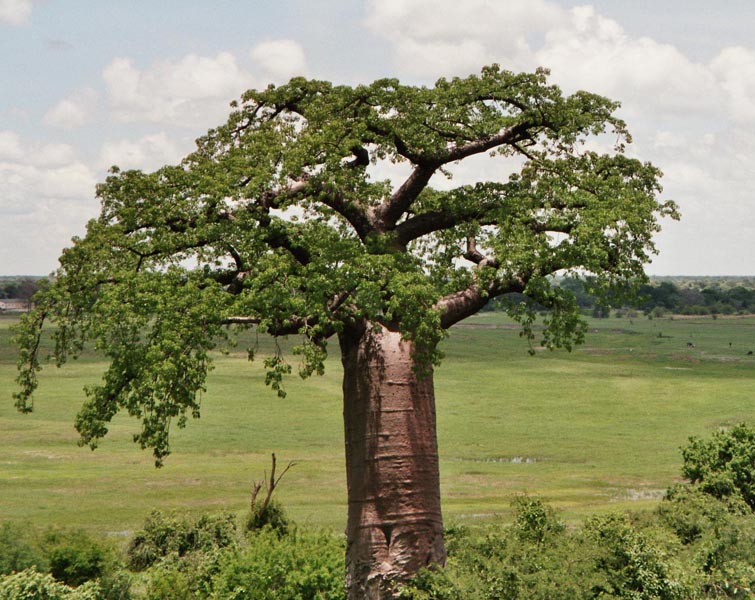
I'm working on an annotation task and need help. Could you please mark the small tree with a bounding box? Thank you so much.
[15,65,676,598]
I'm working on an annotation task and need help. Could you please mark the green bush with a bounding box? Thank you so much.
[682,424,755,510]
[401,500,698,600]
[400,500,597,600]
[660,484,746,544]
[512,496,565,544]
[211,527,345,600]
[144,564,193,600]
[584,513,689,600]
[244,499,289,536]
[0,522,47,576]
[126,510,237,571]
[42,530,110,588]
[0,568,100,600]
[142,547,227,600]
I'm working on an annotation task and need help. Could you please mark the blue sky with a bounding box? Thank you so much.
[2,1,755,275]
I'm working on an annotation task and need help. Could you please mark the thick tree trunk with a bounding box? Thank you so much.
[339,322,446,599]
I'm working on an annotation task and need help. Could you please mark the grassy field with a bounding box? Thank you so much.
[2,311,755,539]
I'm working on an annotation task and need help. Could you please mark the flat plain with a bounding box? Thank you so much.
[2,312,754,537]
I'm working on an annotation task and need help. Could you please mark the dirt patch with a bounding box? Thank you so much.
[613,488,666,502]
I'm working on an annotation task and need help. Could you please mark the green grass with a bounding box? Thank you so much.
[2,312,755,537]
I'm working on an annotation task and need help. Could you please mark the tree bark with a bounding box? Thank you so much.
[340,322,446,599]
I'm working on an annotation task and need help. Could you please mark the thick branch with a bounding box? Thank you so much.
[374,121,533,231]
[437,278,521,329]
[393,204,498,247]
[372,163,438,232]
[315,184,373,240]
[260,221,312,265]
[463,237,499,268]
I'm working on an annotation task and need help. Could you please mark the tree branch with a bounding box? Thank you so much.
[445,121,533,162]
[463,237,499,268]
[372,163,438,232]
[374,121,533,231]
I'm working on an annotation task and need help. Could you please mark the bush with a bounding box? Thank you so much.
[660,484,746,544]
[682,423,755,510]
[126,510,237,571]
[512,496,564,544]
[144,564,193,600]
[0,568,100,600]
[42,530,110,588]
[142,547,228,600]
[401,500,700,600]
[0,522,48,576]
[400,500,595,600]
[584,513,689,600]
[244,499,289,536]
[211,527,345,600]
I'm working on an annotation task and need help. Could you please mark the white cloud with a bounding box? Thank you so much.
[364,0,564,77]
[0,131,23,159]
[0,0,32,26]
[103,52,254,127]
[250,39,308,83]
[44,99,88,129]
[368,1,720,115]
[0,133,98,273]
[43,88,98,129]
[0,159,96,208]
[535,7,721,116]
[31,142,77,167]
[99,132,184,172]
[366,0,563,47]
[710,46,755,122]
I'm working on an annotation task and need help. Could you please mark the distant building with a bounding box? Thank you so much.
[0,298,31,312]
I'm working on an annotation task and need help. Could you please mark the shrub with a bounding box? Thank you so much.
[402,502,699,600]
[400,501,594,600]
[142,547,227,600]
[512,496,564,544]
[211,527,345,600]
[126,510,237,571]
[42,529,110,588]
[584,513,689,600]
[660,484,746,544]
[0,568,100,600]
[0,522,48,576]
[244,499,289,536]
[682,423,755,510]
[144,564,193,600]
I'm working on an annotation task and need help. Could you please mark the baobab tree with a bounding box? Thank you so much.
[15,65,676,598]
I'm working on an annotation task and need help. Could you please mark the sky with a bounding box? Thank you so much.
[2,1,755,276]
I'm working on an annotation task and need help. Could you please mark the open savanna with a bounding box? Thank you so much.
[2,312,755,538]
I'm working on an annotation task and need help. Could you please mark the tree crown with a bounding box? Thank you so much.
[14,65,677,463]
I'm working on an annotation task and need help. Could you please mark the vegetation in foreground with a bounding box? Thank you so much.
[5,425,755,599]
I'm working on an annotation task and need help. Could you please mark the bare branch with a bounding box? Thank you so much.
[373,163,439,231]
[250,452,297,516]
[445,121,532,162]
[375,121,533,231]
[463,237,499,268]
[221,316,263,325]
[437,275,526,329]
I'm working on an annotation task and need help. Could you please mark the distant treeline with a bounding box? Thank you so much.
[0,277,43,300]
[3,275,754,317]
[561,276,755,317]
